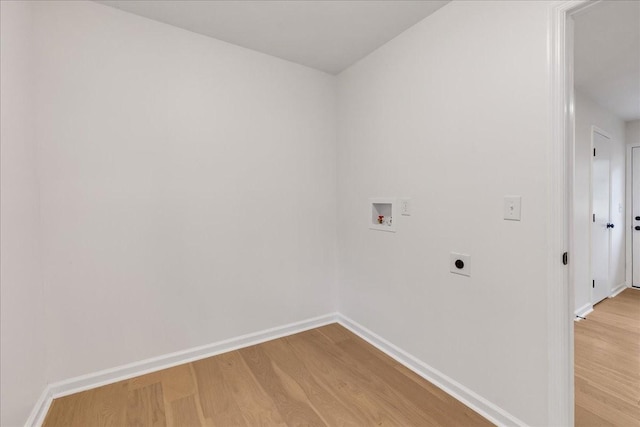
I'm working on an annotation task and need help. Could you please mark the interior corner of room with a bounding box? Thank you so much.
[1,1,638,426]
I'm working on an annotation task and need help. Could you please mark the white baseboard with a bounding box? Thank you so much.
[336,314,526,427]
[609,283,627,298]
[26,312,338,427]
[574,303,594,320]
[27,311,526,427]
[574,284,627,322]
[24,386,53,427]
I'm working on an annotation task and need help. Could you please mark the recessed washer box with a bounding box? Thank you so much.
[369,198,396,232]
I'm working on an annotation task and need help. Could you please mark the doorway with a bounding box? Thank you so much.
[550,0,640,423]
[567,0,640,425]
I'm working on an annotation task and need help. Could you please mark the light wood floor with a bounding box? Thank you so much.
[575,288,640,426]
[43,323,492,427]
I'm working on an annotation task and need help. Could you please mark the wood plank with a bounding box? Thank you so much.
[129,372,162,390]
[259,335,371,426]
[191,356,248,426]
[43,381,129,427]
[337,334,492,426]
[158,364,197,403]
[43,388,97,427]
[315,323,356,344]
[286,329,441,426]
[170,396,201,427]
[575,288,640,426]
[215,351,287,426]
[575,405,617,427]
[239,344,327,426]
[126,382,166,427]
[93,381,129,427]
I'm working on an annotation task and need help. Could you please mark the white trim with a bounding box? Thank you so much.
[337,314,526,427]
[609,283,627,298]
[548,1,592,425]
[574,302,594,319]
[26,312,338,427]
[549,3,575,426]
[24,387,53,427]
[574,283,627,321]
[628,145,640,287]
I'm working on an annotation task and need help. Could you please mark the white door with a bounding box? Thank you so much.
[633,147,640,287]
[591,130,612,304]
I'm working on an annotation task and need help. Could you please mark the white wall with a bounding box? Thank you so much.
[32,1,337,383]
[336,1,551,425]
[0,2,48,426]
[573,91,626,314]
[627,119,640,146]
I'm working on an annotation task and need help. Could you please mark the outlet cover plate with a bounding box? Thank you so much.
[450,252,471,277]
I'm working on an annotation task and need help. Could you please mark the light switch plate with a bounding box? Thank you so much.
[400,198,411,216]
[504,196,522,221]
[450,252,471,277]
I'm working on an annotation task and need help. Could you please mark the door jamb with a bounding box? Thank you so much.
[548,1,593,425]
[628,144,640,288]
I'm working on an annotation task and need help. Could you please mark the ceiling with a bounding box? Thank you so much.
[574,0,640,121]
[96,0,450,75]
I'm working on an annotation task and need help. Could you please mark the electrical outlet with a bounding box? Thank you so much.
[450,252,471,277]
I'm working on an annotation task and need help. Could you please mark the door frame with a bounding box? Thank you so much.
[590,126,613,304]
[628,144,640,287]
[548,0,599,425]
